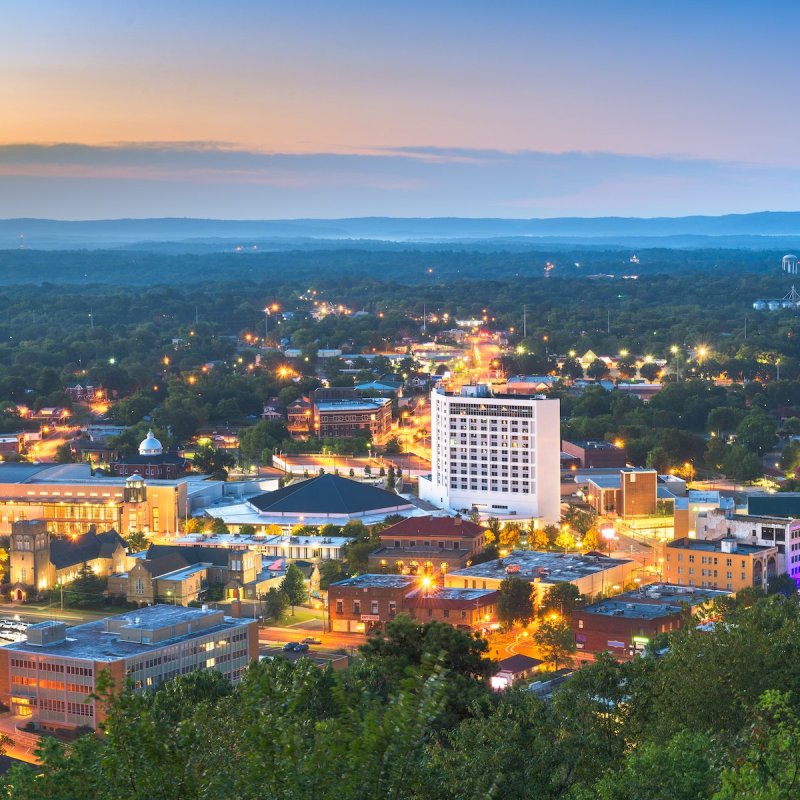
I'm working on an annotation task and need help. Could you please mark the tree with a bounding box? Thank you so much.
[767,572,797,597]
[54,442,75,464]
[639,361,661,382]
[581,528,601,552]
[783,416,800,436]
[722,445,763,483]
[497,576,535,629]
[386,465,396,490]
[62,564,106,609]
[533,618,576,669]
[706,406,741,438]
[124,530,148,553]
[554,529,575,553]
[356,614,493,728]
[192,444,235,478]
[208,517,229,535]
[587,358,610,380]
[280,563,307,613]
[716,691,800,800]
[539,582,586,619]
[238,524,256,537]
[263,587,289,622]
[530,527,549,550]
[735,411,777,455]
[646,445,672,473]
[499,522,521,549]
[319,560,344,588]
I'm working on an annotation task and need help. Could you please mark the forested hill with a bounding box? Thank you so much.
[0,246,787,286]
[5,211,800,250]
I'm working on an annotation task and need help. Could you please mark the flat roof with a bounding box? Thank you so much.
[3,605,253,662]
[619,583,731,604]
[667,537,774,555]
[315,399,390,412]
[584,474,622,489]
[405,586,496,602]
[157,563,210,582]
[581,599,682,620]
[449,550,632,583]
[330,574,416,589]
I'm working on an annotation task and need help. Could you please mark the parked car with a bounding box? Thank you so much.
[282,641,300,652]
[301,636,321,645]
[293,642,310,653]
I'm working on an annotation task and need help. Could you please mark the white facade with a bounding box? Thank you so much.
[419,386,560,523]
[697,508,799,579]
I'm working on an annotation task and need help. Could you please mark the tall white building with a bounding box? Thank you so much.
[418,385,560,523]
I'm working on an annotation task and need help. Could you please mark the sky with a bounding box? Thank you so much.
[3,0,800,219]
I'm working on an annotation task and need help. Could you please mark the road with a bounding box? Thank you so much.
[259,624,365,652]
[27,425,79,462]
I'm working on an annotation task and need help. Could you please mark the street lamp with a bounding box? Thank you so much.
[601,525,616,558]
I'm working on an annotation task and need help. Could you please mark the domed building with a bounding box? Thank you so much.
[112,429,188,480]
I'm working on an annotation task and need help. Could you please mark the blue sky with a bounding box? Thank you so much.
[2,1,800,218]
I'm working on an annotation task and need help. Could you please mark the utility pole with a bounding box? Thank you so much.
[607,308,611,335]
[523,305,527,338]
[423,302,426,334]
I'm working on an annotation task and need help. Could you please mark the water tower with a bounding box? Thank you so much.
[783,254,798,275]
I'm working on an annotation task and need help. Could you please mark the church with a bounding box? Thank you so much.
[111,430,188,480]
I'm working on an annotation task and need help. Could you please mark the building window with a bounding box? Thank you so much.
[353,600,361,615]
[135,578,144,595]
[371,601,379,615]
[335,600,343,614]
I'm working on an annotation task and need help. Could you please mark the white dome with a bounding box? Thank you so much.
[138,430,163,456]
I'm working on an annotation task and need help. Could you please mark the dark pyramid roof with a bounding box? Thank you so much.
[49,528,125,570]
[146,543,231,568]
[248,474,413,515]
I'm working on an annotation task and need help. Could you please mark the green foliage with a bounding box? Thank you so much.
[539,582,587,618]
[123,530,148,553]
[533,619,576,669]
[263,587,289,622]
[319,560,344,589]
[497,576,535,629]
[60,564,106,609]
[280,563,308,611]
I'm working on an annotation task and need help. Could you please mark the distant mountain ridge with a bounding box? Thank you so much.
[5,211,800,249]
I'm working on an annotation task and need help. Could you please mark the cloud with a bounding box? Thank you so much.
[0,142,798,219]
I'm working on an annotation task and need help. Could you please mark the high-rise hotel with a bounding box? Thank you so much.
[419,385,560,523]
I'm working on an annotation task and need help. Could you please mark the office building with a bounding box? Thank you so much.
[418,385,560,522]
[661,537,779,592]
[0,605,258,731]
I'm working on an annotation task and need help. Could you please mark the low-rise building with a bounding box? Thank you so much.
[327,574,498,634]
[661,537,779,592]
[9,520,128,602]
[695,507,799,581]
[367,515,486,575]
[0,605,258,731]
[562,440,628,469]
[572,598,684,660]
[329,574,416,634]
[110,543,293,605]
[491,654,544,690]
[444,550,638,604]
[287,389,393,441]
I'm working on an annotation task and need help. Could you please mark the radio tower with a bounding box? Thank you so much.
[18,233,24,249]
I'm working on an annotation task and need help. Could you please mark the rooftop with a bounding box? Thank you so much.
[667,537,775,555]
[379,515,484,539]
[496,653,543,673]
[315,398,391,412]
[404,586,498,607]
[747,494,800,519]
[330,574,416,590]
[247,474,415,516]
[618,583,731,605]
[3,605,253,661]
[450,550,632,583]
[580,599,683,620]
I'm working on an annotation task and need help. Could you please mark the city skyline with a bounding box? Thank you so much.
[4,1,800,218]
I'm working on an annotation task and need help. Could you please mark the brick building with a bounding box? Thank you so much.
[561,440,628,469]
[660,537,779,592]
[327,574,498,634]
[367,515,486,575]
[287,389,392,441]
[0,605,257,731]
